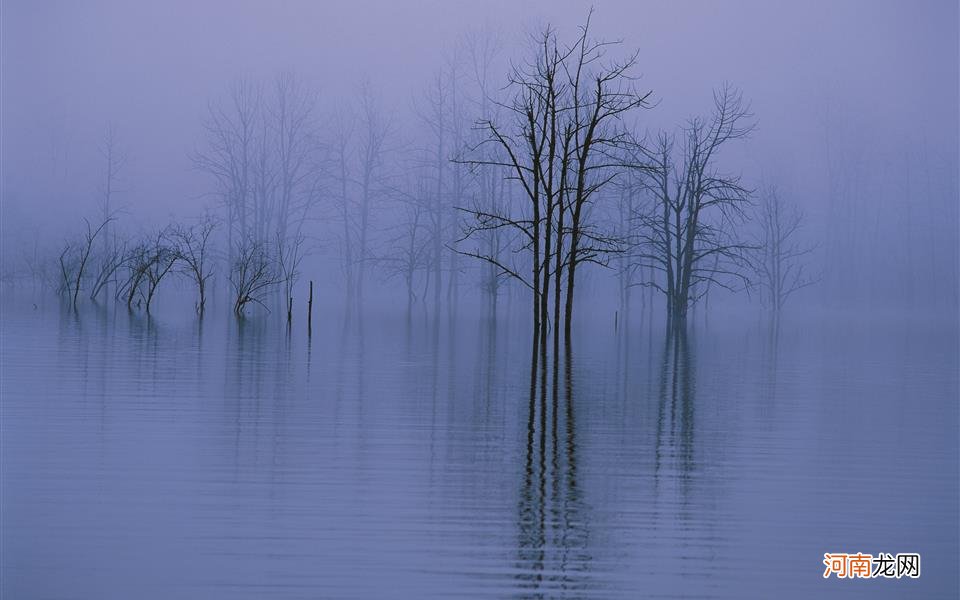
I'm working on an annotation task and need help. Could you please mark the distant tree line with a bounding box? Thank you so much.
[18,12,821,338]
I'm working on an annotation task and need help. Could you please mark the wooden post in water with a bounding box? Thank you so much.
[307,280,314,335]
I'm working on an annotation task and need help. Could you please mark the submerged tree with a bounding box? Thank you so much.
[752,186,818,315]
[379,172,433,312]
[458,13,651,358]
[141,229,179,313]
[168,216,217,313]
[195,73,321,269]
[88,233,127,301]
[355,85,392,301]
[275,231,306,323]
[59,216,113,307]
[628,84,755,330]
[230,236,280,316]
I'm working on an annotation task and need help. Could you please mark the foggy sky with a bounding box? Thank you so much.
[2,0,958,311]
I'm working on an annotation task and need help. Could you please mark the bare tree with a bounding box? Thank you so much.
[195,79,261,259]
[89,233,127,301]
[275,231,306,323]
[331,107,358,298]
[463,27,509,313]
[267,72,322,246]
[117,241,154,310]
[58,245,77,298]
[379,173,433,311]
[60,217,112,307]
[628,84,755,330]
[168,216,217,313]
[142,229,178,313]
[752,186,818,314]
[416,71,448,307]
[98,124,126,258]
[230,236,279,316]
[355,85,392,301]
[457,13,651,358]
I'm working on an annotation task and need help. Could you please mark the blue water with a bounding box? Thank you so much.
[1,297,957,598]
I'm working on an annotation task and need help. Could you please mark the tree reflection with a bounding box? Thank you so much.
[514,342,592,597]
[655,326,697,498]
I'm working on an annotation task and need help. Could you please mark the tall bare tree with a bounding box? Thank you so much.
[379,171,433,312]
[458,14,651,360]
[752,186,818,315]
[354,85,392,301]
[332,107,358,298]
[98,124,125,262]
[628,84,754,330]
[275,231,306,323]
[195,79,260,259]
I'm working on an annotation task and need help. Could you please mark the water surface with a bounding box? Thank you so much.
[2,298,957,598]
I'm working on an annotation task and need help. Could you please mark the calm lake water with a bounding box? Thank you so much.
[1,296,957,599]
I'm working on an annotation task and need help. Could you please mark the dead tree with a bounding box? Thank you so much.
[168,217,217,313]
[98,124,126,260]
[142,230,178,313]
[355,85,391,301]
[230,236,280,316]
[332,107,357,299]
[457,14,650,355]
[195,79,262,260]
[380,173,433,311]
[58,245,78,298]
[464,27,508,313]
[275,231,306,323]
[753,186,818,314]
[61,217,112,307]
[89,233,127,301]
[118,242,154,310]
[416,71,448,308]
[628,84,755,330]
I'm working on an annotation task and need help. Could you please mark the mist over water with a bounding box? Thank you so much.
[1,1,958,598]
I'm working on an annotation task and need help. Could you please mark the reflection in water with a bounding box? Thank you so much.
[655,327,696,488]
[1,298,957,599]
[515,343,591,597]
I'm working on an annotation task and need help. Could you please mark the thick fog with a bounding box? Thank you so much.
[2,0,958,316]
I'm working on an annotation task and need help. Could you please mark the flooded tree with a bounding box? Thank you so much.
[142,229,179,314]
[117,241,153,310]
[380,172,433,312]
[275,232,306,324]
[463,27,508,316]
[458,13,651,358]
[196,74,321,269]
[752,186,818,316]
[97,124,125,260]
[230,236,280,316]
[59,217,112,307]
[627,84,754,331]
[168,217,217,314]
[88,233,127,301]
[355,85,392,302]
[331,108,358,300]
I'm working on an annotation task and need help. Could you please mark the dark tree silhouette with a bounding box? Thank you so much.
[627,84,755,330]
[230,236,280,316]
[458,13,651,360]
[168,216,217,313]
